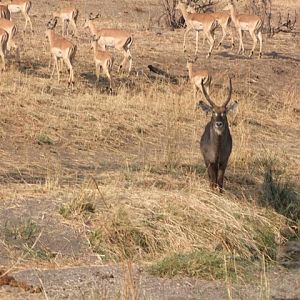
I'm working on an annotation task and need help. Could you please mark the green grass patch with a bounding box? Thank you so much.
[147,249,246,280]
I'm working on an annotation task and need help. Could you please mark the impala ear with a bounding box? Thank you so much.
[226,101,238,113]
[197,101,213,113]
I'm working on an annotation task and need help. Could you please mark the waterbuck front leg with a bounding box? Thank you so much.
[207,163,218,189]
[217,162,229,192]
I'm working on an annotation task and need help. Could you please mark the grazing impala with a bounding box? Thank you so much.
[0,18,17,53]
[224,1,262,58]
[7,0,33,33]
[91,36,114,90]
[0,4,10,19]
[45,18,77,89]
[197,77,238,191]
[187,59,211,101]
[0,28,8,70]
[53,5,79,37]
[176,1,217,58]
[84,13,133,73]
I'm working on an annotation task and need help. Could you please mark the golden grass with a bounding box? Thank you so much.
[0,0,299,283]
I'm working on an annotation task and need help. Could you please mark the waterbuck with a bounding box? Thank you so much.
[197,78,238,192]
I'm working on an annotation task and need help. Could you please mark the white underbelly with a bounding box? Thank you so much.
[52,48,64,58]
[240,22,251,31]
[99,37,115,48]
[8,5,21,13]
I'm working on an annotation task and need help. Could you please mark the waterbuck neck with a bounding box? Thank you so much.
[208,118,230,161]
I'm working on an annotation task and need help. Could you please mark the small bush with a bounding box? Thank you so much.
[59,190,95,219]
[261,165,300,221]
[36,133,53,145]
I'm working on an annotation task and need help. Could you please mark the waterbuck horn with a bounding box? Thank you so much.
[201,78,216,107]
[223,77,232,107]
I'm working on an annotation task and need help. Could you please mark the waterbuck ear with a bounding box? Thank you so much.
[226,101,238,113]
[197,101,212,113]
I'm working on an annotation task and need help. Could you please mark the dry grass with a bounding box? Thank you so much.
[0,0,299,286]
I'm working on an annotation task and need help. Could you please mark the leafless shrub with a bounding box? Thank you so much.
[158,0,218,29]
[271,11,298,36]
[158,0,181,29]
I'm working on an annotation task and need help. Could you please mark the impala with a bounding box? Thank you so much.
[45,17,77,89]
[53,5,79,37]
[91,36,114,90]
[207,11,234,49]
[0,4,10,19]
[187,59,211,101]
[197,77,238,191]
[0,18,17,53]
[0,28,8,70]
[224,1,262,58]
[84,13,133,73]
[7,0,33,33]
[176,1,217,58]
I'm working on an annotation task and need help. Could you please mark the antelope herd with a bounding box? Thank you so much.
[0,0,269,190]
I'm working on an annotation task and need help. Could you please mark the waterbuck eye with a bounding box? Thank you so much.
[214,112,218,117]
[221,113,224,117]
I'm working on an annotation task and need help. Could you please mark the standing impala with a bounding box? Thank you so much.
[45,18,77,89]
[197,78,238,191]
[0,28,8,70]
[0,4,10,19]
[91,36,114,91]
[176,1,217,58]
[7,0,33,33]
[53,5,79,37]
[224,1,262,58]
[207,11,234,49]
[187,59,211,101]
[84,13,133,73]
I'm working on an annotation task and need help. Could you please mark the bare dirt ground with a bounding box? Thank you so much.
[0,0,299,299]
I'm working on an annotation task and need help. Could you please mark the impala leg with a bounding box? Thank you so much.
[193,84,197,101]
[63,58,74,88]
[104,66,112,91]
[195,30,199,55]
[51,56,59,81]
[183,27,192,53]
[230,26,235,49]
[0,48,5,71]
[257,31,262,58]
[28,15,33,33]
[95,62,100,82]
[206,30,214,58]
[217,26,227,49]
[249,30,257,58]
[237,28,244,55]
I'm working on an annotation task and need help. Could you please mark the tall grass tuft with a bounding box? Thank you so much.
[261,164,300,221]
